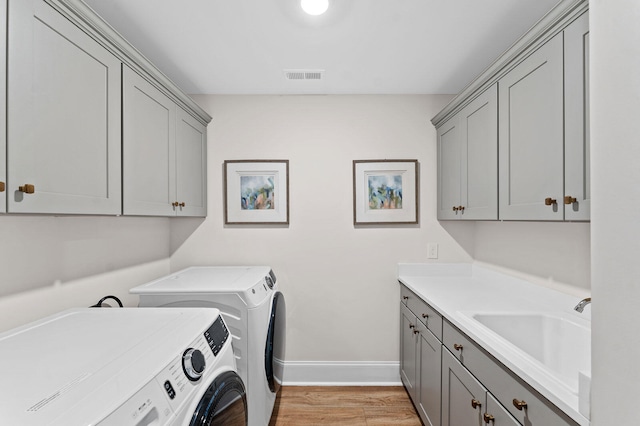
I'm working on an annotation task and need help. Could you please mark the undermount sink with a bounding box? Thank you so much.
[464,312,591,393]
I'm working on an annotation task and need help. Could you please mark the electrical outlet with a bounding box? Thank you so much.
[427,243,438,259]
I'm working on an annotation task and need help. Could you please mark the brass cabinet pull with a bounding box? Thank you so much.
[172,201,179,207]
[544,197,557,206]
[453,343,463,351]
[19,184,35,194]
[452,206,458,212]
[512,398,528,411]
[0,182,5,192]
[179,202,186,207]
[409,323,415,329]
[402,296,409,301]
[471,399,481,409]
[564,195,577,204]
[459,205,465,211]
[421,313,429,319]
[483,413,495,423]
[413,329,420,335]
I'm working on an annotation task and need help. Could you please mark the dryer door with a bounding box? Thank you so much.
[189,371,247,426]
[265,291,286,393]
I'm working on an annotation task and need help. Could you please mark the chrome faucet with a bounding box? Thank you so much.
[574,297,592,313]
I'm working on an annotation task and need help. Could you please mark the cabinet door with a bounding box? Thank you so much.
[564,11,590,221]
[8,0,122,214]
[485,392,520,426]
[437,116,462,219]
[0,0,6,213]
[499,33,564,220]
[460,84,498,220]
[416,322,441,426]
[123,65,176,216]
[442,349,486,426]
[400,303,418,402]
[176,108,207,217]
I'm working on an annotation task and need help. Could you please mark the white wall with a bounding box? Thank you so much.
[590,1,640,424]
[171,95,473,363]
[0,216,171,332]
[473,221,591,291]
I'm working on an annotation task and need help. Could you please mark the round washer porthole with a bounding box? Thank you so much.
[189,371,247,426]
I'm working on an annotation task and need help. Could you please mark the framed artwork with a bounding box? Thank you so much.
[224,160,289,224]
[353,159,418,225]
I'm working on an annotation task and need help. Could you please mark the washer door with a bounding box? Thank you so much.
[265,291,286,393]
[189,371,247,426]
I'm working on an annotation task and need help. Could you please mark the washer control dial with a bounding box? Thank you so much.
[182,348,206,381]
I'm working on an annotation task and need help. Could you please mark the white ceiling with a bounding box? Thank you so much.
[82,0,561,95]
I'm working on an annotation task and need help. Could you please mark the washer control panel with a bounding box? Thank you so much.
[204,315,229,356]
[155,315,231,413]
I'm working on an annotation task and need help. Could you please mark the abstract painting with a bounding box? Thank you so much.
[353,160,418,225]
[224,160,289,224]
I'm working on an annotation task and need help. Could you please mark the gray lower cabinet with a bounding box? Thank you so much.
[123,66,207,217]
[442,349,486,426]
[400,303,419,401]
[400,284,578,426]
[400,295,441,426]
[7,0,122,214]
[443,320,577,426]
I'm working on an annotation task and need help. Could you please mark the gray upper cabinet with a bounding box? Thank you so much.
[8,0,122,214]
[564,11,590,221]
[0,0,6,213]
[176,108,207,217]
[123,66,207,217]
[498,34,564,221]
[432,0,589,222]
[123,66,176,216]
[1,0,210,216]
[437,84,498,220]
[437,116,461,220]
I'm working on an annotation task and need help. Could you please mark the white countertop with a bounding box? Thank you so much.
[398,263,590,426]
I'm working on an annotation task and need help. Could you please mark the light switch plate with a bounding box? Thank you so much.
[427,243,438,259]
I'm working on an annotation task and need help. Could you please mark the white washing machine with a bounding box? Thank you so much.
[0,307,246,426]
[130,266,286,426]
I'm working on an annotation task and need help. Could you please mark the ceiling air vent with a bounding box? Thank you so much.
[284,69,324,81]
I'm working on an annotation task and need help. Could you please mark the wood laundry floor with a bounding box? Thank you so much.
[268,386,422,425]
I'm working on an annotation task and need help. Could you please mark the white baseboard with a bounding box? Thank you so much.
[282,361,401,386]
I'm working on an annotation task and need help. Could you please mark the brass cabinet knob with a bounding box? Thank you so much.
[564,195,577,204]
[0,181,5,192]
[544,197,557,206]
[179,202,186,207]
[421,313,429,319]
[19,184,35,194]
[471,399,482,409]
[402,296,409,301]
[459,205,465,211]
[413,329,420,335]
[409,323,415,329]
[512,398,527,411]
[483,413,495,423]
[452,206,458,212]
[453,343,463,351]
[172,201,179,207]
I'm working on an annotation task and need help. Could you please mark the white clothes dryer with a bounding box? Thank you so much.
[0,307,246,426]
[130,266,286,426]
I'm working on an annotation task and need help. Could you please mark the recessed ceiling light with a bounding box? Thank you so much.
[301,0,329,16]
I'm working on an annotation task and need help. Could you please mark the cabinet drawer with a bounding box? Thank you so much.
[400,285,443,341]
[443,320,576,425]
